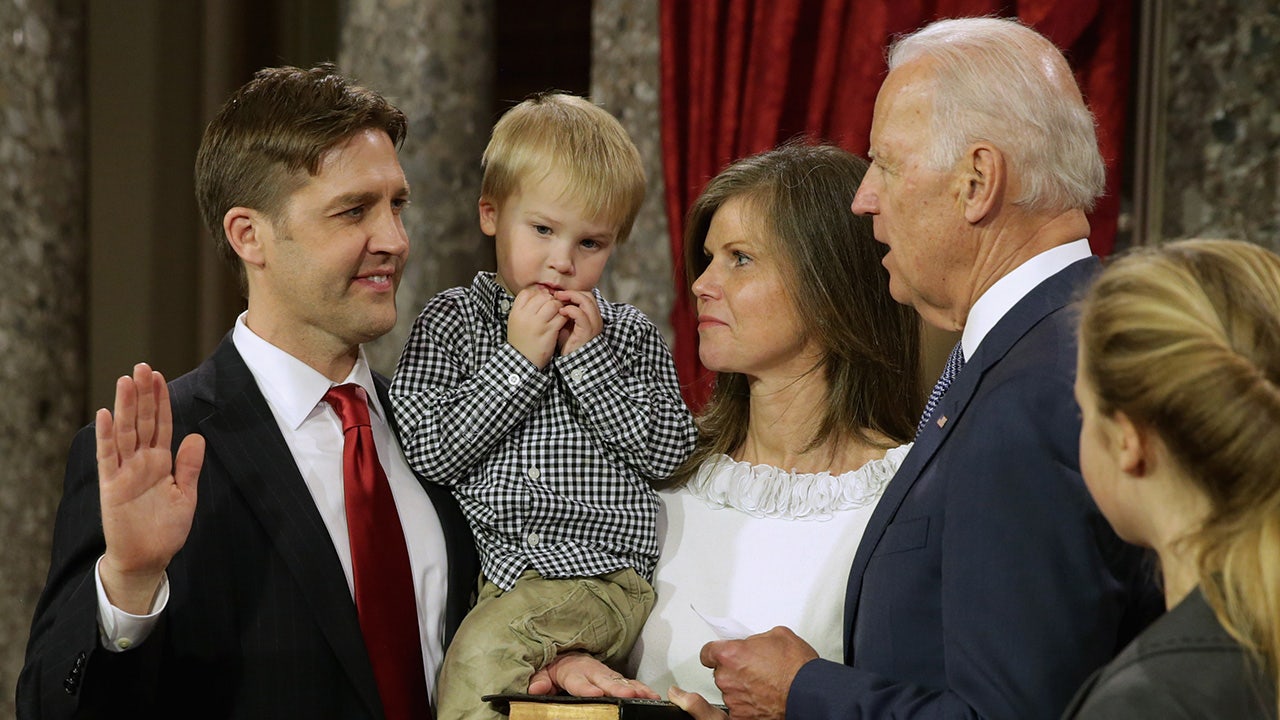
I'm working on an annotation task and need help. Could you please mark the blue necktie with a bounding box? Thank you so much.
[917,342,965,437]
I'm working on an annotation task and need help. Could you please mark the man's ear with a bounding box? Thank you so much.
[224,207,266,267]
[478,196,499,237]
[961,144,1004,224]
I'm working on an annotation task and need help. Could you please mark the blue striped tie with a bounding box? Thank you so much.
[917,342,965,437]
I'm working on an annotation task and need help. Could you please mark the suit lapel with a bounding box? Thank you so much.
[842,258,1100,662]
[194,338,383,718]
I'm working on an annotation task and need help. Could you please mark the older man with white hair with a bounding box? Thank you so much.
[692,17,1163,720]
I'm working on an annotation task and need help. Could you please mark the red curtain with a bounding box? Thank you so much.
[660,0,1133,409]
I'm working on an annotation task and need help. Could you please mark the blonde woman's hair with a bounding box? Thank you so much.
[480,92,646,243]
[1079,238,1280,712]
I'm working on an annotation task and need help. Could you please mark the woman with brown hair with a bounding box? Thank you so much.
[527,141,922,703]
[1065,238,1280,718]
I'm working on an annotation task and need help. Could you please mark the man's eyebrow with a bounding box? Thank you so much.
[326,191,379,211]
[325,186,409,212]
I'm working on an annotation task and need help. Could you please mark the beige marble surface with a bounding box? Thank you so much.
[0,1,86,713]
[341,0,497,376]
[1162,1,1279,247]
[591,0,676,348]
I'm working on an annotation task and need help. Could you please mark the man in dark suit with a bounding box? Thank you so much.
[691,17,1162,720]
[18,64,477,720]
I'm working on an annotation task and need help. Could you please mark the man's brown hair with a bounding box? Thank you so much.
[194,63,407,293]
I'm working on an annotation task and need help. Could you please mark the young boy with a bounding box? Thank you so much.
[390,93,697,719]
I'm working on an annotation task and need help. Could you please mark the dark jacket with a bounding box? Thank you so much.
[789,258,1164,719]
[18,335,478,719]
[1063,587,1276,719]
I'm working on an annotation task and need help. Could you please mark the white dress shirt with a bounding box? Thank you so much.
[97,314,450,698]
[961,239,1093,359]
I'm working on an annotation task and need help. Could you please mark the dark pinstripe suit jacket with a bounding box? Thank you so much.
[788,258,1163,719]
[17,335,478,720]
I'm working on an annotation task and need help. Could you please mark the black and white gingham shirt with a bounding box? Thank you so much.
[390,272,697,591]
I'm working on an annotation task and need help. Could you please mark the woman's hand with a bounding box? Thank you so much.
[527,652,660,699]
[668,686,728,720]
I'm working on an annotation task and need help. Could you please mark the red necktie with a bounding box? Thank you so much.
[325,384,431,720]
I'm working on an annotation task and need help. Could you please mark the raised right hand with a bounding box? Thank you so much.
[97,363,204,614]
[507,286,567,369]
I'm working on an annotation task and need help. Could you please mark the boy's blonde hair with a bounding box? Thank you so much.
[481,93,646,243]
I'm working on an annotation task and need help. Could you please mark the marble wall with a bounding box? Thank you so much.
[591,0,675,346]
[343,0,497,375]
[1161,2,1279,247]
[0,0,86,713]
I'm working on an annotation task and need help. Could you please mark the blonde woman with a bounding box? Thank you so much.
[1065,238,1280,718]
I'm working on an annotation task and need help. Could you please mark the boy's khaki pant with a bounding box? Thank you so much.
[435,568,655,720]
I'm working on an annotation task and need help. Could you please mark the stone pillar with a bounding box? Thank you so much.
[340,0,497,374]
[591,0,674,345]
[0,0,86,713]
[1161,1,1279,248]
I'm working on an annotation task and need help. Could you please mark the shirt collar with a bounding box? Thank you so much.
[961,239,1092,359]
[471,272,513,322]
[470,270,613,324]
[231,313,383,430]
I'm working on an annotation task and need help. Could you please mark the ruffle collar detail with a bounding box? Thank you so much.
[684,443,912,520]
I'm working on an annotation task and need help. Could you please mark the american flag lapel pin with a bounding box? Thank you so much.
[936,415,948,428]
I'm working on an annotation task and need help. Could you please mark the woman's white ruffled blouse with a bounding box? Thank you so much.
[685,444,912,520]
[626,443,912,703]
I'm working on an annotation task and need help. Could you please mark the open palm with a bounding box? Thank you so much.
[96,363,204,611]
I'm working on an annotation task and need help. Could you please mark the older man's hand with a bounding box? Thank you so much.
[700,626,818,720]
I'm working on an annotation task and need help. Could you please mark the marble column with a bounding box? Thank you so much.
[0,0,86,713]
[340,0,497,375]
[1160,1,1279,249]
[591,0,674,345]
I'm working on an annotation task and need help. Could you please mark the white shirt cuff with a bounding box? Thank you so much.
[94,554,169,653]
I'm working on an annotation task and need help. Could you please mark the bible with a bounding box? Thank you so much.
[484,693,700,719]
